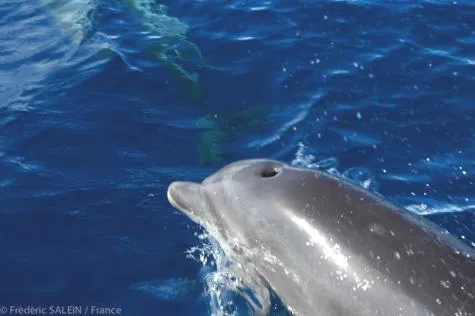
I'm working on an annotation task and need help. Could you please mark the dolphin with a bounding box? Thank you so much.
[167,159,475,316]
[40,0,204,102]
[196,104,285,165]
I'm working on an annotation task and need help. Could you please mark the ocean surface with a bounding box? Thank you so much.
[1,0,474,315]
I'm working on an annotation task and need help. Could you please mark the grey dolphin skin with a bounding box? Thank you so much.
[167,159,475,316]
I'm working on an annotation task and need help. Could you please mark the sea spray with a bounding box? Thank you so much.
[185,232,271,316]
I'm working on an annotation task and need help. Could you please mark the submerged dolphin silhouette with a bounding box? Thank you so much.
[168,159,475,316]
[41,0,204,102]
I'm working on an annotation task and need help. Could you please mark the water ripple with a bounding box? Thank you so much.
[2,0,475,314]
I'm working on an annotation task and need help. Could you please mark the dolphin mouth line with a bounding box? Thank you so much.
[167,186,182,211]
[167,182,201,223]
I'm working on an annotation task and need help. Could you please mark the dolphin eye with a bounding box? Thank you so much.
[260,166,281,178]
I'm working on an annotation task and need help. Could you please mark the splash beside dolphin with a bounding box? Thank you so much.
[168,159,475,315]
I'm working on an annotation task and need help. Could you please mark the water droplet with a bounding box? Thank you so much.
[356,112,362,119]
[369,223,386,236]
[394,252,401,260]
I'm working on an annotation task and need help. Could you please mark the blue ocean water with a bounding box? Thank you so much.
[1,0,474,315]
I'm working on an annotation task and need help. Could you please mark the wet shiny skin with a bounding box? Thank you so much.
[168,159,475,316]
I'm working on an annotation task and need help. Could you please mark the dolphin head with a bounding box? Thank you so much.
[167,159,297,246]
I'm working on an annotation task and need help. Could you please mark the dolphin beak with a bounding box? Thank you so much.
[167,181,203,216]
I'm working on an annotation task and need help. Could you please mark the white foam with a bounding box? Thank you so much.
[185,233,270,316]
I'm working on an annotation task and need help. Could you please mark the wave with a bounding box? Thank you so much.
[291,142,474,216]
[0,0,97,110]
[131,277,198,301]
